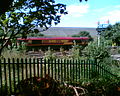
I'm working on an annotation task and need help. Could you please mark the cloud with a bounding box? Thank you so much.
[55,3,90,27]
[114,5,120,8]
[95,5,120,24]
[100,10,120,24]
[66,4,89,17]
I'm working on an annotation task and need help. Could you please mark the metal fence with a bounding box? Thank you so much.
[0,58,119,95]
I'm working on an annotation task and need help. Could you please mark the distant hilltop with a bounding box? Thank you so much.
[41,27,97,37]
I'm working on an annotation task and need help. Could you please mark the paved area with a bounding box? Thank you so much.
[111,54,120,60]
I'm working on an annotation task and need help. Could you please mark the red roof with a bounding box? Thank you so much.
[17,37,89,40]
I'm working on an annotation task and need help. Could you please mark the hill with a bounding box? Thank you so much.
[41,27,97,37]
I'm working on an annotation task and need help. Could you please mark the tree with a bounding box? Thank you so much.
[28,33,44,37]
[83,40,111,68]
[0,0,88,15]
[102,23,120,46]
[0,0,67,55]
[72,31,93,41]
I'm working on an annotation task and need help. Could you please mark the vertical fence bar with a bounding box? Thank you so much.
[78,59,80,80]
[75,59,77,82]
[103,65,106,77]
[54,59,57,80]
[37,58,40,77]
[33,58,36,77]
[21,58,24,80]
[96,60,98,76]
[44,59,46,77]
[101,64,104,76]
[80,60,83,79]
[70,59,72,82]
[47,59,50,76]
[72,59,75,82]
[12,58,16,93]
[88,60,91,79]
[100,63,102,76]
[40,58,43,78]
[91,60,95,78]
[25,58,28,79]
[60,59,63,82]
[17,58,20,84]
[8,58,12,94]
[95,59,97,76]
[98,62,101,76]
[84,60,86,78]
[3,58,7,93]
[58,59,60,81]
[63,59,66,81]
[0,59,2,95]
[86,60,88,79]
[51,59,54,78]
[29,58,32,78]
[66,59,69,81]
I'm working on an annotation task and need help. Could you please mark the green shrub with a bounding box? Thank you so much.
[81,78,120,96]
[12,75,120,96]
[44,47,56,60]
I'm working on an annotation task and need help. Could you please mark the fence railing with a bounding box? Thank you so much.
[0,58,119,95]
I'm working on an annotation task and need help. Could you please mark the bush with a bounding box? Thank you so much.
[81,78,120,96]
[13,75,120,96]
[44,47,56,60]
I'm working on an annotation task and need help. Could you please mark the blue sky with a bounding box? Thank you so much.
[53,0,120,28]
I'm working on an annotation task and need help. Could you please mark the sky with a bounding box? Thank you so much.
[52,0,120,28]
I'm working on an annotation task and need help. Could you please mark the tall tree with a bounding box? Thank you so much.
[0,0,67,55]
[0,0,88,15]
[102,23,120,46]
[72,31,93,41]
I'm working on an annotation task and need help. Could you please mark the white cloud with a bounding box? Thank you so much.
[100,10,120,24]
[55,4,90,27]
[114,5,120,8]
[66,4,89,17]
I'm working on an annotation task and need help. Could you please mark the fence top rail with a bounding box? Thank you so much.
[0,58,95,64]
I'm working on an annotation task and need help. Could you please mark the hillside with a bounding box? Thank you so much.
[41,27,97,37]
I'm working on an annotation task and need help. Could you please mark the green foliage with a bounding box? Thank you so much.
[82,39,120,77]
[72,31,93,41]
[0,0,88,15]
[70,41,86,59]
[71,45,80,59]
[28,32,44,37]
[12,0,68,29]
[0,0,67,55]
[84,40,110,60]
[14,76,120,96]
[81,77,120,96]
[111,60,120,77]
[103,23,120,45]
[1,47,29,59]
[44,47,56,60]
